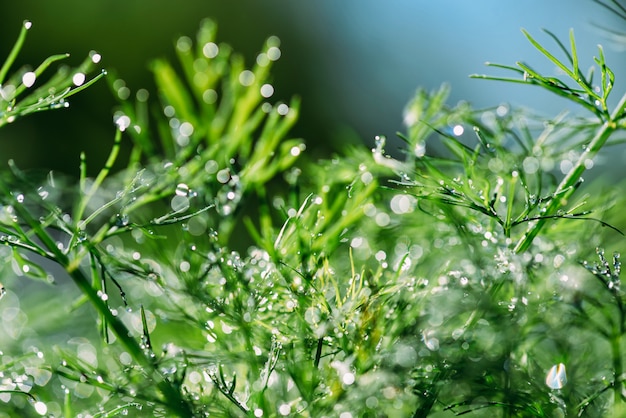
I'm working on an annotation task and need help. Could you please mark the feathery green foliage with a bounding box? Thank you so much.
[1,4,626,417]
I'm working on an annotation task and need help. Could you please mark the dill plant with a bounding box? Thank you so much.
[0,2,625,418]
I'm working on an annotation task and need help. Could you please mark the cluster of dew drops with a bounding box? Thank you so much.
[110,31,294,230]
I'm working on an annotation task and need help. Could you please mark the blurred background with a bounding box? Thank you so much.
[0,0,624,174]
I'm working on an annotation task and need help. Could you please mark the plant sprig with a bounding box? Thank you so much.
[471,28,619,121]
[0,20,106,128]
[467,28,626,251]
[2,3,626,417]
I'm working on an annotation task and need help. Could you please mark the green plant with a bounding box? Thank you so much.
[0,20,104,128]
[1,3,626,417]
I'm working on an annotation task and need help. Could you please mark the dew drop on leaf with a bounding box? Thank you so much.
[216,169,230,184]
[176,36,192,53]
[277,103,289,115]
[72,73,86,86]
[22,72,36,88]
[175,183,190,197]
[114,114,131,131]
[32,400,47,415]
[267,46,281,61]
[546,363,567,389]
[239,70,255,86]
[260,84,274,98]
[115,213,129,227]
[90,50,102,63]
[202,42,219,58]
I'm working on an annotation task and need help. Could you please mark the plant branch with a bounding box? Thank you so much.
[514,91,626,253]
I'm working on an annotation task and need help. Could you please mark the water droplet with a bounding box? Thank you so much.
[277,103,289,115]
[171,195,190,212]
[216,169,230,184]
[32,400,47,415]
[422,331,439,351]
[179,121,194,137]
[176,36,192,53]
[390,194,416,214]
[50,100,69,109]
[169,117,180,130]
[24,20,32,30]
[202,42,219,58]
[76,230,88,243]
[115,213,129,227]
[375,212,390,227]
[22,72,36,88]
[239,70,255,86]
[114,83,130,100]
[260,83,274,98]
[414,142,426,157]
[216,178,242,216]
[267,46,281,61]
[136,88,149,102]
[290,144,305,157]
[267,35,281,48]
[257,53,270,67]
[546,363,567,389]
[0,283,5,299]
[204,160,219,174]
[163,105,175,117]
[90,51,102,64]
[175,183,190,197]
[37,186,49,200]
[0,84,15,101]
[278,404,291,416]
[342,372,355,385]
[203,89,217,104]
[72,73,86,86]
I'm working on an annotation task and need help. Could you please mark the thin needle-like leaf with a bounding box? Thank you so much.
[0,21,31,85]
[569,29,580,82]
[541,28,573,65]
[522,28,575,78]
[592,0,626,20]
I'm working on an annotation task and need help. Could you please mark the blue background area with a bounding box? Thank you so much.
[295,1,625,138]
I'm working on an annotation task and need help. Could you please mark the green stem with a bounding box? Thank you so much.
[514,92,626,254]
[611,333,623,405]
[67,267,193,416]
[613,286,626,406]
[0,21,30,85]
[1,184,193,417]
[74,129,123,226]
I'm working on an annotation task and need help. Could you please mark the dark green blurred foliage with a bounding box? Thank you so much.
[0,1,337,173]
